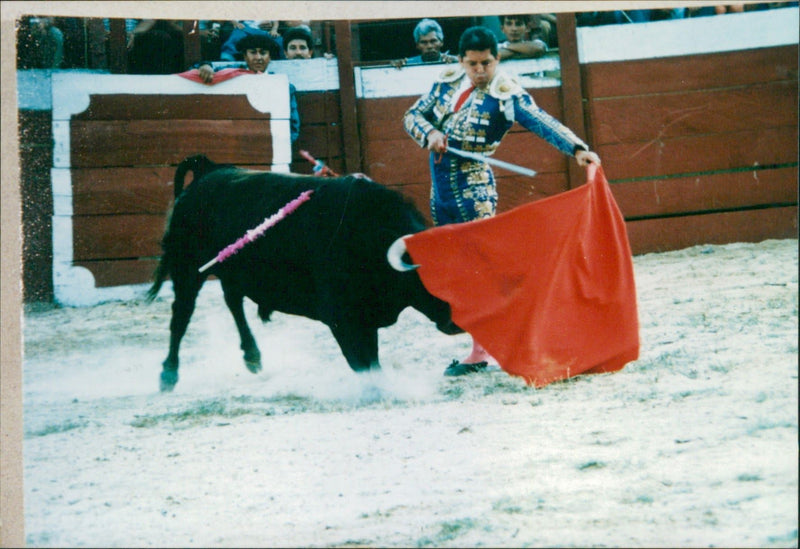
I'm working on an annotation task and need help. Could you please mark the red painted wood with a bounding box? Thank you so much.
[590,80,798,145]
[297,91,341,124]
[72,94,271,120]
[72,214,165,261]
[583,45,798,98]
[556,12,589,189]
[612,167,799,218]
[294,123,343,158]
[496,172,570,210]
[626,206,798,255]
[335,21,363,174]
[598,126,798,180]
[74,259,159,288]
[71,167,175,215]
[70,119,273,167]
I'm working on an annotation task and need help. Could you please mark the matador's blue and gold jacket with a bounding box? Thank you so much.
[403,66,589,225]
[403,66,588,156]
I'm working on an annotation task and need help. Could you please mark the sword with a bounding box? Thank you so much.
[446,146,537,178]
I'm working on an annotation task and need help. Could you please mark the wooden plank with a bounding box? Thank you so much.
[491,132,570,175]
[358,96,419,142]
[72,94,271,120]
[528,87,563,118]
[362,139,430,184]
[627,206,798,255]
[294,124,343,159]
[597,126,798,180]
[73,258,159,288]
[496,172,570,210]
[590,81,798,145]
[584,45,798,98]
[335,21,363,174]
[613,167,799,219]
[296,91,341,124]
[70,119,273,167]
[71,167,175,215]
[556,12,589,189]
[72,214,165,261]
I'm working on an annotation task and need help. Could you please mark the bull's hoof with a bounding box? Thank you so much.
[244,349,262,374]
[245,360,262,374]
[160,369,179,392]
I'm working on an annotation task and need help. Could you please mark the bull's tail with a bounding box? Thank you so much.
[147,154,224,302]
[172,154,222,199]
[146,255,169,302]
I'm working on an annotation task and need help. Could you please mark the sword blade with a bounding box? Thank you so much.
[447,147,537,178]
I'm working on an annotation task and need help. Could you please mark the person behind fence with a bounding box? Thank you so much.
[403,25,600,376]
[127,19,184,74]
[220,20,283,61]
[497,14,548,60]
[528,13,558,49]
[392,18,457,68]
[178,33,299,143]
[282,26,313,59]
[17,16,64,69]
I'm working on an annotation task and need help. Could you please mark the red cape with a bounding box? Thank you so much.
[177,68,253,85]
[404,164,639,387]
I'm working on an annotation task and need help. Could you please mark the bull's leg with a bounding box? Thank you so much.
[221,283,261,374]
[161,274,204,392]
[329,322,380,373]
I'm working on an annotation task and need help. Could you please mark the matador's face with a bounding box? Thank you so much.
[459,49,498,89]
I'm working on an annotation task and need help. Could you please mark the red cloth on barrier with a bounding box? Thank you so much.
[177,68,253,85]
[404,164,639,387]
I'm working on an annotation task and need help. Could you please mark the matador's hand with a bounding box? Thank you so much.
[426,130,448,154]
[575,149,601,166]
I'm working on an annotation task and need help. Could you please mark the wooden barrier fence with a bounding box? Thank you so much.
[16,9,798,304]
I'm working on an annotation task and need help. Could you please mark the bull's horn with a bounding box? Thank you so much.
[387,235,419,271]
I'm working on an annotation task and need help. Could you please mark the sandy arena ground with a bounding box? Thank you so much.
[21,238,798,547]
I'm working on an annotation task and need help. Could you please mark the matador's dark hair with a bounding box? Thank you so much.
[458,26,498,58]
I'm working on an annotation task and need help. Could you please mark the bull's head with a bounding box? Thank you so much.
[387,235,463,336]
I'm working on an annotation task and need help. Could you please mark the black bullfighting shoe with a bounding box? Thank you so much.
[444,359,489,376]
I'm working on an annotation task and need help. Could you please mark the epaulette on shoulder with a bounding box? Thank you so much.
[488,71,523,100]
[437,65,465,83]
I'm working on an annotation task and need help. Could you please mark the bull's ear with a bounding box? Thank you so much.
[387,236,419,271]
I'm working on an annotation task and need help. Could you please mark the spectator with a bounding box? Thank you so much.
[392,19,457,68]
[179,33,300,143]
[220,20,282,61]
[17,16,64,68]
[528,13,558,49]
[282,26,312,59]
[127,19,184,74]
[197,21,224,61]
[497,14,548,60]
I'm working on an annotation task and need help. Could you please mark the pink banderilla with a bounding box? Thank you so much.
[299,149,339,177]
[198,189,314,273]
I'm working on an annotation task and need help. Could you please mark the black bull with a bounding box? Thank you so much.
[147,155,462,391]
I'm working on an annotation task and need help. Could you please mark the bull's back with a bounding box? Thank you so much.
[170,169,428,322]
